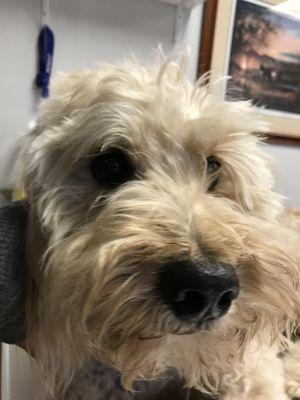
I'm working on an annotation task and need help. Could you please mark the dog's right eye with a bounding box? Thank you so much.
[207,156,221,191]
[90,148,135,188]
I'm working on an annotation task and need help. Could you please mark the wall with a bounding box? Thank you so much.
[1,346,44,400]
[265,142,300,208]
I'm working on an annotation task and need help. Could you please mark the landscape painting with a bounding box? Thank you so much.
[227,0,300,115]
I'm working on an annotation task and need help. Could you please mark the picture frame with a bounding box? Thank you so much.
[199,0,300,139]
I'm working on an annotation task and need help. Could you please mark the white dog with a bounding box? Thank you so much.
[16,58,300,399]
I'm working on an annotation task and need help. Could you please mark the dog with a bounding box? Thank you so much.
[15,57,300,399]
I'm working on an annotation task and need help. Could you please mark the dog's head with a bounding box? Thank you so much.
[18,60,300,395]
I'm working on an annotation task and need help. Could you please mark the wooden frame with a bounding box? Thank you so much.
[198,0,218,75]
[198,0,300,140]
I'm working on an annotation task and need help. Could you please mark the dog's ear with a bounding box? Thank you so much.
[13,70,102,214]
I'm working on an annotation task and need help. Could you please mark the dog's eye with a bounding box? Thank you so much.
[207,156,220,174]
[90,148,135,188]
[207,156,221,191]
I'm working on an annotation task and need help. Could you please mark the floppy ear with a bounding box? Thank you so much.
[10,73,97,349]
[11,69,108,248]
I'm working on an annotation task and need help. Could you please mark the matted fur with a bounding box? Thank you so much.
[15,57,300,399]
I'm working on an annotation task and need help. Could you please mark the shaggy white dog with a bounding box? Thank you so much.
[16,58,300,399]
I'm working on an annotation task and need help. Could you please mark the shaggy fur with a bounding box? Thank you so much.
[15,57,300,399]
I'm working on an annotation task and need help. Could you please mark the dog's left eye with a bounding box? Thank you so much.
[207,156,220,174]
[207,156,221,191]
[90,148,135,188]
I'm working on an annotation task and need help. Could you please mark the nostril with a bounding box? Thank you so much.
[172,289,207,319]
[217,290,235,311]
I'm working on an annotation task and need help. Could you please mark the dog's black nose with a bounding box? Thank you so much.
[159,260,239,322]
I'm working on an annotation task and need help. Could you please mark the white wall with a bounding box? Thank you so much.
[265,143,300,208]
[1,346,44,400]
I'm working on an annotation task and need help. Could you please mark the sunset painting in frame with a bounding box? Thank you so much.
[227,0,300,115]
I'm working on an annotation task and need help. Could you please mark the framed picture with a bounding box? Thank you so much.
[200,0,300,139]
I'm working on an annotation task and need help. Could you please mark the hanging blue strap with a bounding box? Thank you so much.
[35,25,55,98]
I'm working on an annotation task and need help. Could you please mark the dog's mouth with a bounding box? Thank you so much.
[138,316,219,340]
[139,334,165,340]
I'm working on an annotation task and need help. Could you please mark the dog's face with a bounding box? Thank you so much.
[20,61,299,393]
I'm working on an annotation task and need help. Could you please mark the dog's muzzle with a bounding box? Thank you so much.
[159,259,239,324]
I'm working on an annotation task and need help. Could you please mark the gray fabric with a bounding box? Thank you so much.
[0,201,27,343]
